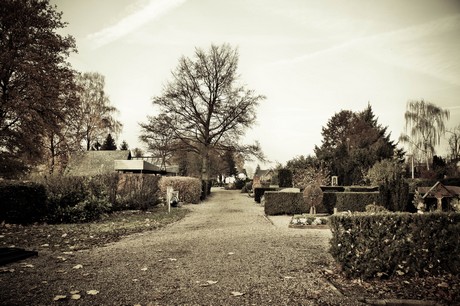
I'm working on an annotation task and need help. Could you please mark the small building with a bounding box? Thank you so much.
[417,181,460,212]
[65,151,178,176]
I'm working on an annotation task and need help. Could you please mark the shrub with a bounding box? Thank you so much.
[159,176,202,204]
[43,175,112,223]
[0,180,47,224]
[254,187,278,203]
[278,168,293,188]
[116,174,160,210]
[322,192,337,214]
[303,183,324,213]
[365,203,389,213]
[241,181,253,193]
[335,192,380,212]
[321,186,345,192]
[264,191,307,215]
[329,212,460,278]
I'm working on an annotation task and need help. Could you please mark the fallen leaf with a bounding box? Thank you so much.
[70,290,80,294]
[284,276,295,279]
[23,264,34,268]
[141,267,148,271]
[228,252,235,255]
[207,280,218,285]
[41,244,49,247]
[56,256,67,261]
[86,290,99,295]
[73,264,83,269]
[61,233,68,238]
[53,295,67,301]
[70,294,81,300]
[168,258,177,261]
[231,291,244,296]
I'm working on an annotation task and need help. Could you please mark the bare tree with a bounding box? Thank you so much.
[142,44,265,194]
[139,114,177,170]
[447,125,460,161]
[76,72,122,150]
[399,100,450,170]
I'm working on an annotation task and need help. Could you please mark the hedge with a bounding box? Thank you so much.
[254,187,278,203]
[116,174,160,211]
[322,192,337,214]
[264,191,307,215]
[329,212,460,279]
[335,192,380,212]
[0,180,47,224]
[159,176,202,204]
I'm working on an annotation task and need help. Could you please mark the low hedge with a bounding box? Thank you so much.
[335,192,380,212]
[159,176,202,204]
[254,187,278,203]
[264,191,307,215]
[116,174,160,211]
[0,180,47,224]
[329,212,460,279]
[322,192,337,214]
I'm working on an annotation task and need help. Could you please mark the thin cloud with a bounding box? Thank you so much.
[269,14,460,86]
[87,0,187,48]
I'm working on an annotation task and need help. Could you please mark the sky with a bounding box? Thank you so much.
[51,0,460,169]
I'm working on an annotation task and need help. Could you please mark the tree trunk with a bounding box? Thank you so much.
[201,146,210,199]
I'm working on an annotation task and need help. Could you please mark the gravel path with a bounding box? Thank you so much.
[0,188,363,305]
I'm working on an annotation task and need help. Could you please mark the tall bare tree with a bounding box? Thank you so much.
[76,72,122,150]
[447,125,460,161]
[0,0,77,178]
[399,100,450,170]
[142,44,265,194]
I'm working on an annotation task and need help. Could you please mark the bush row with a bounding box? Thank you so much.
[329,212,460,279]
[264,192,307,215]
[159,176,202,204]
[254,187,278,203]
[0,181,48,224]
[0,174,202,224]
[334,192,380,212]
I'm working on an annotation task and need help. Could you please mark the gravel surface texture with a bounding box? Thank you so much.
[1,188,367,305]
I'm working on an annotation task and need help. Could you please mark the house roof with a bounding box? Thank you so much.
[65,150,131,176]
[418,181,460,199]
[254,169,273,178]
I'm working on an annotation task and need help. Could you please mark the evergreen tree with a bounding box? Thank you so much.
[315,104,401,185]
[101,134,117,150]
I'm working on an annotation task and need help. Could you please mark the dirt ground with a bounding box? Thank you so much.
[0,188,458,305]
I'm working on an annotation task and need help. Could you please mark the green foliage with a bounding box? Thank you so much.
[315,104,402,185]
[286,155,330,188]
[0,0,78,176]
[335,192,380,212]
[303,183,325,213]
[365,204,389,213]
[159,176,202,204]
[101,134,117,150]
[43,176,112,223]
[254,187,278,203]
[0,181,47,224]
[278,168,293,188]
[329,212,460,279]
[322,192,337,214]
[366,159,410,211]
[264,192,307,215]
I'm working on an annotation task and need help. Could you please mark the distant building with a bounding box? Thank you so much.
[417,181,460,212]
[65,151,178,176]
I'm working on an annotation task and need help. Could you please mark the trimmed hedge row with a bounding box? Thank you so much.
[264,191,307,215]
[254,187,278,203]
[0,181,47,224]
[329,212,460,279]
[159,176,202,204]
[335,192,380,212]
